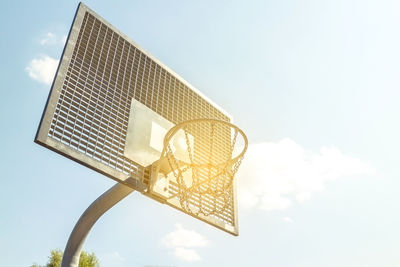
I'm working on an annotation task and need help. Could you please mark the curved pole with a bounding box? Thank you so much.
[61,182,134,267]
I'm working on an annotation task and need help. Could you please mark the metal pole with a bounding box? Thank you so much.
[61,182,134,267]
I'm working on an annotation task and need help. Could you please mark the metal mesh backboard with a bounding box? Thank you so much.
[35,3,238,235]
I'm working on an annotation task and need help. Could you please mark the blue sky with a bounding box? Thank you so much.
[1,0,399,266]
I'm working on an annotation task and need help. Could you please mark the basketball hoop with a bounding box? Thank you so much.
[151,119,248,217]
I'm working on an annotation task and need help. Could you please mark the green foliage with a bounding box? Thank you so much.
[78,251,100,267]
[31,249,99,267]
[47,249,63,267]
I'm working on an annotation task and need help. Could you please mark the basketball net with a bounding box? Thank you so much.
[155,119,248,217]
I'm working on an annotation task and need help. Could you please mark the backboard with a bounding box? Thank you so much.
[35,3,239,235]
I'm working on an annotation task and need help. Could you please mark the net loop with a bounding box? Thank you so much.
[157,119,248,217]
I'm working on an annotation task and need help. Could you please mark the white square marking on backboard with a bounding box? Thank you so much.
[124,99,174,167]
[150,122,168,152]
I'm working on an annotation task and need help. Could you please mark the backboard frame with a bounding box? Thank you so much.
[35,2,239,235]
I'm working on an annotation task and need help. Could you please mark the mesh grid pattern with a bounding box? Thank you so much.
[47,11,234,226]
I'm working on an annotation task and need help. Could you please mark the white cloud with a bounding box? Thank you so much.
[40,32,67,46]
[237,138,376,211]
[26,55,59,85]
[161,224,209,262]
[40,32,57,45]
[173,247,201,262]
[162,224,209,248]
[61,34,68,45]
[283,217,294,223]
